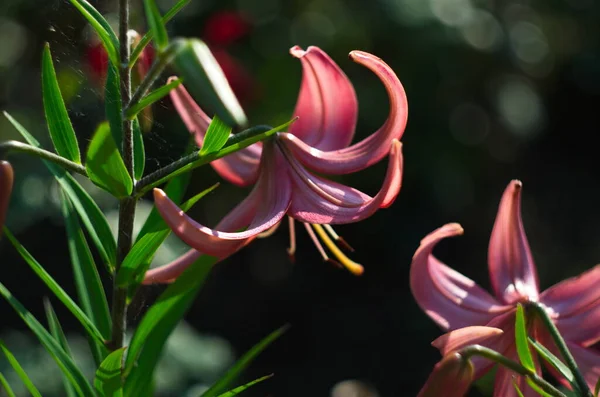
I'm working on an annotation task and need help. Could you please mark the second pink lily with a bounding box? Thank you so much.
[144,46,407,283]
[411,180,600,396]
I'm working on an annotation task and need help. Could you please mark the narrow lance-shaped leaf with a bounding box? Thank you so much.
[133,118,145,181]
[528,337,575,386]
[200,116,231,156]
[513,381,525,397]
[215,374,273,397]
[201,325,289,397]
[105,63,123,154]
[515,304,535,372]
[116,183,218,287]
[95,348,126,397]
[42,44,81,164]
[0,281,95,396]
[0,340,42,397]
[126,78,182,120]
[131,0,191,66]
[173,38,247,127]
[0,372,17,397]
[44,299,78,397]
[143,0,168,50]
[86,122,133,197]
[123,255,216,397]
[4,111,117,268]
[68,0,119,66]
[4,228,107,347]
[61,192,111,357]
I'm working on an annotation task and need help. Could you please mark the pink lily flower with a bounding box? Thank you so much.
[143,46,407,283]
[411,180,600,397]
[0,161,13,234]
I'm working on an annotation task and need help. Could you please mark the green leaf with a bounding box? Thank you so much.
[116,183,218,287]
[200,116,232,156]
[525,379,553,397]
[595,374,600,397]
[0,372,17,397]
[201,325,289,397]
[44,299,78,397]
[528,337,574,385]
[130,0,190,66]
[513,381,525,397]
[143,0,168,50]
[4,228,107,347]
[515,304,535,372]
[105,63,123,154]
[123,255,216,397]
[68,0,119,66]
[95,348,126,397]
[126,78,182,120]
[173,38,247,127]
[0,340,42,397]
[137,120,296,196]
[0,281,95,396]
[42,44,81,164]
[133,118,145,181]
[86,122,133,197]
[61,193,111,365]
[215,374,273,397]
[4,111,117,268]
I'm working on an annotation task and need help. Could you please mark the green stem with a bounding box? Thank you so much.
[0,141,87,176]
[529,302,593,397]
[109,0,135,352]
[460,345,568,397]
[133,124,272,196]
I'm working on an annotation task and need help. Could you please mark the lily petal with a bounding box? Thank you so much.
[286,139,402,224]
[539,265,600,345]
[488,180,539,304]
[288,46,358,151]
[143,249,201,284]
[278,50,408,175]
[0,161,13,233]
[153,142,291,257]
[417,352,473,397]
[432,326,504,355]
[169,78,261,187]
[411,223,511,331]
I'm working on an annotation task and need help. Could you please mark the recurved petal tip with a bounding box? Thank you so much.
[431,326,504,355]
[0,161,14,234]
[289,45,306,58]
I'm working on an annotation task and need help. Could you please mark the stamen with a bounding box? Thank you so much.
[304,222,329,261]
[311,224,364,276]
[287,217,297,262]
[257,221,281,238]
[323,224,355,252]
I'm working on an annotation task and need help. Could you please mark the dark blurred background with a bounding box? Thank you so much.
[0,0,599,396]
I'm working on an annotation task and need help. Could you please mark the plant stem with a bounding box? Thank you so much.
[0,141,87,176]
[460,345,568,397]
[134,124,272,196]
[110,0,135,352]
[529,302,593,397]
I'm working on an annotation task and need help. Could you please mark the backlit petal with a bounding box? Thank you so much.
[0,161,13,233]
[288,46,358,151]
[488,180,539,304]
[152,142,291,257]
[417,352,473,397]
[286,140,402,224]
[143,249,201,284]
[410,223,511,331]
[169,78,261,186]
[278,50,408,175]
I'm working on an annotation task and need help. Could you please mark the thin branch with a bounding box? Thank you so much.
[0,141,87,176]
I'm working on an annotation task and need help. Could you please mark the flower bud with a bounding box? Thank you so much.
[0,161,14,234]
[417,352,473,397]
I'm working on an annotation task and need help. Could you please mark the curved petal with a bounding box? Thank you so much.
[488,180,539,304]
[286,139,402,224]
[539,265,600,345]
[152,142,292,257]
[169,78,261,186]
[410,223,511,331]
[0,161,14,233]
[143,249,201,284]
[278,50,408,175]
[417,352,473,397]
[288,46,358,151]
